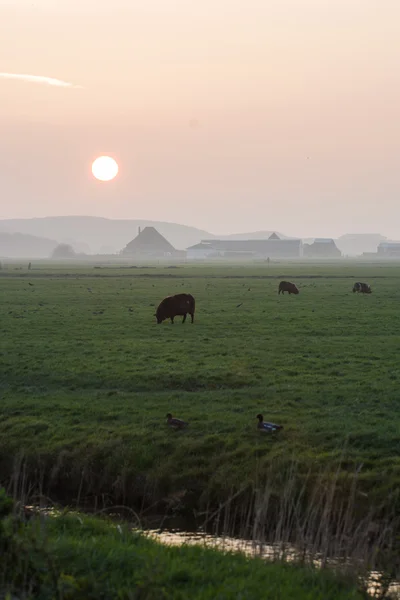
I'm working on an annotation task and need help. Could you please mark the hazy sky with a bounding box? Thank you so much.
[1,0,399,237]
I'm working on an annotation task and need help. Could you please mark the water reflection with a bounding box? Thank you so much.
[24,506,399,598]
[142,528,399,599]
[143,528,294,559]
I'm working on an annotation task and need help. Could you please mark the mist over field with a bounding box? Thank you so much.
[0,215,394,258]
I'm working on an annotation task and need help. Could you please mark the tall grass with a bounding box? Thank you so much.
[1,493,372,600]
[2,452,399,599]
[202,456,399,599]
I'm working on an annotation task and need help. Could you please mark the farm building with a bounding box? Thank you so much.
[186,243,219,260]
[187,233,302,260]
[335,233,387,257]
[303,238,341,258]
[377,241,400,257]
[121,227,184,259]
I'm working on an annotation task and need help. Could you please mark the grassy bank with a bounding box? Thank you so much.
[0,491,369,599]
[0,263,399,532]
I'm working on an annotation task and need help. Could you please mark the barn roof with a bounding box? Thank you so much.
[187,242,213,250]
[268,232,280,240]
[379,241,400,248]
[122,227,175,254]
[303,237,341,257]
[192,238,301,257]
[200,238,301,250]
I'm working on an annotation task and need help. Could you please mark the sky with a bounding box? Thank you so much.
[1,0,399,237]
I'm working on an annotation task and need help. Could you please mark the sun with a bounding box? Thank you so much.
[91,156,119,181]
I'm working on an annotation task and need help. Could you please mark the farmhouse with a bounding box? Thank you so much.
[303,238,341,258]
[187,233,302,260]
[121,227,184,259]
[377,241,400,257]
[186,242,219,260]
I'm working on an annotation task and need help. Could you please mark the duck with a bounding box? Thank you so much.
[256,414,283,433]
[166,413,188,429]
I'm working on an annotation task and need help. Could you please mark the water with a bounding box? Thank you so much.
[142,528,399,599]
[143,528,295,559]
[24,506,399,598]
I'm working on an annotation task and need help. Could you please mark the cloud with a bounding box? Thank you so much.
[0,73,82,88]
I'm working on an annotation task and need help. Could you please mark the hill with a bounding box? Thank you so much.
[0,216,214,254]
[1,217,389,256]
[0,231,58,258]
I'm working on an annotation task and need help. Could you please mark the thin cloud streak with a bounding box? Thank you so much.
[0,73,82,88]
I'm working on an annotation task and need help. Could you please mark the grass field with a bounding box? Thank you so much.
[1,262,400,540]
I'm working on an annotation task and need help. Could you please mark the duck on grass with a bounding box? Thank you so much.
[256,414,283,433]
[166,413,189,429]
[166,413,283,433]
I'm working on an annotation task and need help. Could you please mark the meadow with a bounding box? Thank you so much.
[0,261,399,544]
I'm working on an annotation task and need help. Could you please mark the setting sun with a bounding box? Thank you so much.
[91,156,119,182]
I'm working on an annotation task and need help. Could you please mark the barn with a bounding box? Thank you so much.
[186,243,219,260]
[121,227,184,259]
[187,233,302,260]
[377,241,400,257]
[303,238,341,258]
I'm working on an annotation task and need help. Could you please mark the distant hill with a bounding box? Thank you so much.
[0,217,388,257]
[0,217,214,254]
[0,231,58,258]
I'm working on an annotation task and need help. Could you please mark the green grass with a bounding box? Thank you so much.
[1,262,400,528]
[0,492,367,599]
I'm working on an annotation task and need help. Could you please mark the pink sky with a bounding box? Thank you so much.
[1,0,399,237]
